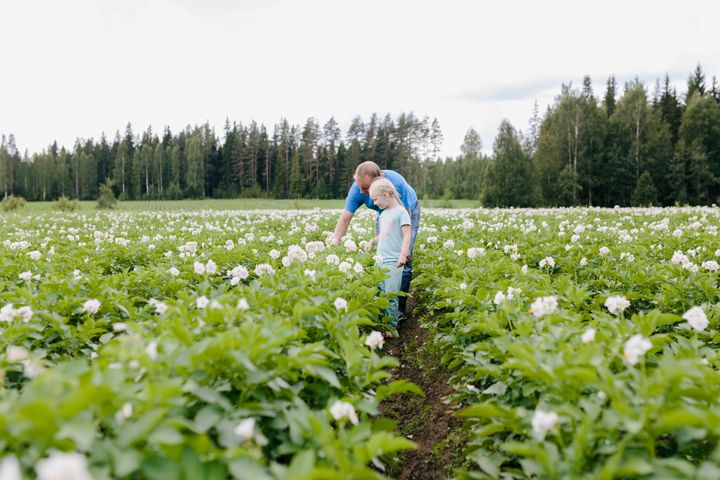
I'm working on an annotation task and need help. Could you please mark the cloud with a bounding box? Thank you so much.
[451,78,566,103]
[451,66,699,105]
[166,0,284,18]
[94,0,284,22]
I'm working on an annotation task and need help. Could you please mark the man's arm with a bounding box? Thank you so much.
[332,209,354,245]
[397,224,411,267]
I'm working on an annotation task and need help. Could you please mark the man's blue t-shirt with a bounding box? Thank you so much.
[344,170,418,213]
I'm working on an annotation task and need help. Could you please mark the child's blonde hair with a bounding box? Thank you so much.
[369,178,400,202]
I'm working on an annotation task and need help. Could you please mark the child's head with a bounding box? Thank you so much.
[369,178,400,209]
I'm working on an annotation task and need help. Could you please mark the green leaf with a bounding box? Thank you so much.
[228,457,272,480]
[616,457,654,476]
[180,448,204,480]
[482,381,508,396]
[303,365,340,388]
[148,424,184,445]
[141,456,181,480]
[111,448,141,477]
[467,450,503,479]
[287,450,315,479]
[375,380,424,402]
[55,417,97,450]
[117,408,166,446]
[460,403,510,419]
[656,409,706,431]
[193,406,222,434]
[501,441,536,457]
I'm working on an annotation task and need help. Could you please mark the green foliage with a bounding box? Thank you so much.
[483,121,533,207]
[53,195,81,212]
[0,209,416,477]
[413,207,720,479]
[632,170,658,206]
[97,179,117,209]
[1,194,26,211]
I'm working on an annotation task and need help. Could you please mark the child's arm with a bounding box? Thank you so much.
[397,225,411,267]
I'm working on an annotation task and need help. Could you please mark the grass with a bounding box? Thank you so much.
[4,198,481,214]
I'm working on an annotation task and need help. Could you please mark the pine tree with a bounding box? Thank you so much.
[346,117,364,184]
[323,117,341,198]
[524,100,541,156]
[460,128,482,159]
[185,134,203,198]
[153,143,164,196]
[632,170,658,206]
[482,120,533,207]
[288,150,303,198]
[657,74,683,145]
[679,93,720,202]
[686,64,706,102]
[300,118,320,196]
[0,136,8,198]
[364,113,378,164]
[666,143,688,205]
[688,143,715,204]
[603,75,617,116]
[430,118,443,161]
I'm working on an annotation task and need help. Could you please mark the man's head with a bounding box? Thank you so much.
[353,161,382,194]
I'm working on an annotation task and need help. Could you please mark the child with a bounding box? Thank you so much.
[367,178,411,334]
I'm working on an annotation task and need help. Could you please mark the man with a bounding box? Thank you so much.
[331,161,421,316]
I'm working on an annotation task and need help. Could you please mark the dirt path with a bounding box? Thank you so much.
[380,302,467,479]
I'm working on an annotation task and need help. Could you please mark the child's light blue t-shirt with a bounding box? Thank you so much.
[377,206,411,263]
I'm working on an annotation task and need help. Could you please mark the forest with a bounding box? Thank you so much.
[1,65,719,207]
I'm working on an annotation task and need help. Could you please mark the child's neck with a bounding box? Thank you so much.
[385,199,401,209]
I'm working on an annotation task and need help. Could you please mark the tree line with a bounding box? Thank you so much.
[443,65,720,207]
[1,65,718,206]
[0,113,443,202]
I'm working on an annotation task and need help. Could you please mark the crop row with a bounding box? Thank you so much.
[413,207,720,479]
[0,210,416,479]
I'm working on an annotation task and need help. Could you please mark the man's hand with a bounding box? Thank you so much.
[332,209,354,247]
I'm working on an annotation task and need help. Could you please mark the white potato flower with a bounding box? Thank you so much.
[6,345,30,363]
[604,296,630,315]
[82,299,101,314]
[531,410,559,439]
[581,328,596,343]
[624,334,652,365]
[365,331,385,349]
[683,306,709,332]
[329,400,359,425]
[36,451,92,480]
[334,297,348,312]
[529,296,558,318]
[234,418,256,441]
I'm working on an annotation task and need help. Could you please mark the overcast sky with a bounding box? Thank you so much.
[1,0,719,158]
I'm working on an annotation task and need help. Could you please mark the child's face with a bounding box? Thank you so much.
[370,192,390,209]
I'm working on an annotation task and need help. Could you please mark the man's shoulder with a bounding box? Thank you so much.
[382,170,405,181]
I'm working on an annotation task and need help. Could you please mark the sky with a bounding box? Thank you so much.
[1,0,719,159]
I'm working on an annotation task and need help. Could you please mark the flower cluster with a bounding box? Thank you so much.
[529,296,558,318]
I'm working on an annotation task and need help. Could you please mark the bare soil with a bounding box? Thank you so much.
[380,301,468,479]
